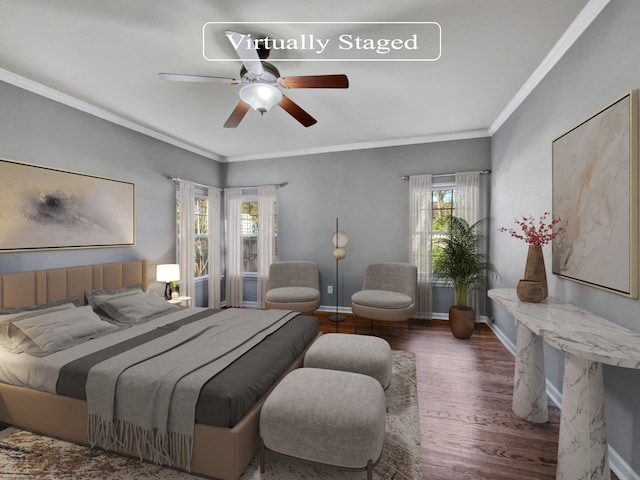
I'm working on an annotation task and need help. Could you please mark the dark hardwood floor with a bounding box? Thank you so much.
[315,312,620,480]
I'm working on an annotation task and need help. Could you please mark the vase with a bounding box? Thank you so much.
[523,245,547,298]
[516,279,545,303]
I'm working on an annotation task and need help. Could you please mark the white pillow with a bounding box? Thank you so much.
[8,305,117,357]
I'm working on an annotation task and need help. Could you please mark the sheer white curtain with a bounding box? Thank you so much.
[177,181,195,299]
[208,187,222,308]
[455,171,480,224]
[225,188,243,307]
[256,185,277,308]
[455,171,481,315]
[409,174,433,319]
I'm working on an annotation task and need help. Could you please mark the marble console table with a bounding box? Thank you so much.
[488,288,640,480]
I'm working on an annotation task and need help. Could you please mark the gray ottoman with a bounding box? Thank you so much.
[304,333,393,389]
[260,368,386,479]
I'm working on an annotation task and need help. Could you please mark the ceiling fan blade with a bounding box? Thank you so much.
[278,95,317,127]
[225,30,264,76]
[280,74,349,89]
[159,73,239,84]
[223,101,250,128]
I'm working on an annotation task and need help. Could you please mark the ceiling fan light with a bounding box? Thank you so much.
[239,83,282,114]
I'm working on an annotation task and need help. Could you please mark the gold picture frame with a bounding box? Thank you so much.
[552,90,638,298]
[0,159,135,252]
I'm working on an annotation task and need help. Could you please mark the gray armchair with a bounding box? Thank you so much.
[351,262,417,335]
[265,261,321,314]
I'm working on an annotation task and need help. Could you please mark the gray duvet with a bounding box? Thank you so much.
[56,309,318,428]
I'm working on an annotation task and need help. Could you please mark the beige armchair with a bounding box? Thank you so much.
[351,262,417,335]
[265,261,321,314]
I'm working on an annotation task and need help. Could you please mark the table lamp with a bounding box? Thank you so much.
[156,264,180,300]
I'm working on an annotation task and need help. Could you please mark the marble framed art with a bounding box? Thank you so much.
[552,90,638,298]
[0,158,135,251]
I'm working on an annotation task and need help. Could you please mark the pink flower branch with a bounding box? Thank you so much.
[500,211,563,247]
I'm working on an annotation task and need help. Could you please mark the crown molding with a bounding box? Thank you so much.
[0,67,224,162]
[224,128,491,162]
[489,0,610,135]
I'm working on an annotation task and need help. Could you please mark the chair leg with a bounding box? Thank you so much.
[354,314,358,334]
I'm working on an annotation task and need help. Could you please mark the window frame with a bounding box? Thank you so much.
[193,192,210,280]
[176,186,211,282]
[430,181,456,283]
[241,194,259,275]
[240,192,277,276]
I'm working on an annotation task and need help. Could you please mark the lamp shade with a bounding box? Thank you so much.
[156,264,180,283]
[331,231,349,248]
[239,83,282,114]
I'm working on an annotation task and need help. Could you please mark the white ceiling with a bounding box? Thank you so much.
[0,0,606,162]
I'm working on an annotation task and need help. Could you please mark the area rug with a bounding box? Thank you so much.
[0,351,421,480]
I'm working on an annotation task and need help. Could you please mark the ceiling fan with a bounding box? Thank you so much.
[159,30,349,128]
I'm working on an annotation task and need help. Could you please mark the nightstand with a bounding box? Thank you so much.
[167,296,192,306]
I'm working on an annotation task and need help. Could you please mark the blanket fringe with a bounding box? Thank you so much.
[88,415,194,471]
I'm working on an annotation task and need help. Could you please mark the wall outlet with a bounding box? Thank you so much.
[327,285,333,294]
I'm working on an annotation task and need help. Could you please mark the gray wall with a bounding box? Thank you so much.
[490,0,640,475]
[223,138,491,314]
[0,80,223,297]
[1,76,492,315]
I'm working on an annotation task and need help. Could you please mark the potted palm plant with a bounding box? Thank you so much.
[432,216,498,339]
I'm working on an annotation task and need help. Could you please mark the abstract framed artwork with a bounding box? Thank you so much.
[552,90,638,298]
[0,159,135,251]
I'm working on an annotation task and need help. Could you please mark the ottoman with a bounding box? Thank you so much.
[260,368,386,480]
[303,333,393,389]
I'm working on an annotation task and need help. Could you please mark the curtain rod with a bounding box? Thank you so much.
[169,176,221,190]
[223,182,288,191]
[400,170,491,181]
[170,176,287,191]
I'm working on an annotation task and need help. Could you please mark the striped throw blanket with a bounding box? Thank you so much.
[86,308,298,470]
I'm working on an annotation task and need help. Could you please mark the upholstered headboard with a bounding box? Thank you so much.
[0,260,148,308]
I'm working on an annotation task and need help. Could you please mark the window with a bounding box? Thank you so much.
[177,189,210,279]
[194,195,209,278]
[242,200,258,273]
[431,185,455,279]
[432,186,454,233]
[241,198,277,273]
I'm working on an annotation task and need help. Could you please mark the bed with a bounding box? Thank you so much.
[0,259,319,480]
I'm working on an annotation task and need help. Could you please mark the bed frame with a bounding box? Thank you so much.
[0,259,311,480]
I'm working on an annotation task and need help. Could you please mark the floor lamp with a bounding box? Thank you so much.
[329,218,348,331]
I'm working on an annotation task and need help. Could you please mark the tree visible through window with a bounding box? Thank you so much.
[176,191,209,279]
[242,201,258,273]
[432,187,454,278]
[241,199,276,273]
[194,196,209,278]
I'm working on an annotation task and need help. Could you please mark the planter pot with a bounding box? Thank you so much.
[516,279,545,303]
[449,306,475,339]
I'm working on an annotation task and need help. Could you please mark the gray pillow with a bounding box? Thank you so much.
[85,284,144,312]
[5,305,116,357]
[0,299,79,354]
[0,296,80,315]
[101,291,177,324]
